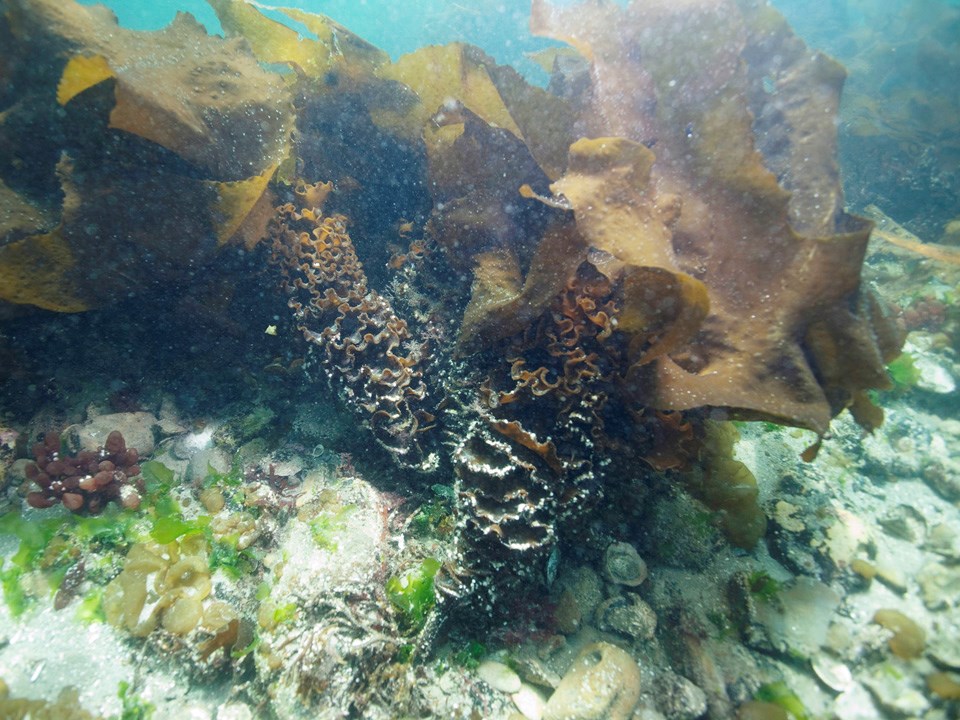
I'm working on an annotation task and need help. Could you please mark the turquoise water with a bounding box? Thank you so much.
[78,0,554,79]
[78,0,959,89]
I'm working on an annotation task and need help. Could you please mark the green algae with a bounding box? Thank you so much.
[452,640,486,669]
[754,681,809,720]
[118,680,155,720]
[0,507,141,616]
[309,505,355,551]
[886,352,922,391]
[149,514,211,544]
[747,571,783,603]
[386,557,441,631]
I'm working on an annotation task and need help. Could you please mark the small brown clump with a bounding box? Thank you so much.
[873,608,925,659]
[928,671,960,700]
[850,558,877,581]
[25,430,142,514]
[737,701,789,720]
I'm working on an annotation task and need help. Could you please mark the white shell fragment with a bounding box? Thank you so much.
[812,653,854,692]
[512,683,547,720]
[477,660,522,694]
[914,354,956,394]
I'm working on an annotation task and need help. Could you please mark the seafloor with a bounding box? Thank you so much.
[1,1,959,719]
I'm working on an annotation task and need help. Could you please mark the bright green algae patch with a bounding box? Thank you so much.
[0,458,257,617]
[386,557,441,631]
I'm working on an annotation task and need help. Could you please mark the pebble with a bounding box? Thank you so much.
[653,672,707,720]
[917,562,960,610]
[512,683,547,720]
[477,660,522,694]
[75,411,159,455]
[543,642,641,720]
[595,593,657,641]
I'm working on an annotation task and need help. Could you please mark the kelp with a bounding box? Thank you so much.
[209,0,388,85]
[520,0,902,434]
[0,0,294,312]
[0,0,902,438]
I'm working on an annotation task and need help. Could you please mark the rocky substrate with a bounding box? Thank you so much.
[0,327,958,719]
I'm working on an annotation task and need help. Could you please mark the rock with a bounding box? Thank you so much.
[595,593,657,641]
[877,504,925,542]
[477,660,522,694]
[824,508,872,568]
[773,500,805,533]
[634,707,667,720]
[862,661,930,715]
[754,578,841,657]
[645,494,723,570]
[653,672,707,720]
[727,571,774,651]
[74,411,159,455]
[926,522,960,560]
[169,425,217,461]
[543,642,641,720]
[554,589,582,635]
[922,461,960,501]
[512,683,547,720]
[603,541,648,587]
[186,446,232,484]
[556,566,603,624]
[832,684,882,720]
[216,703,253,720]
[928,608,960,669]
[513,649,562,689]
[5,458,31,488]
[914,353,956,394]
[917,562,960,610]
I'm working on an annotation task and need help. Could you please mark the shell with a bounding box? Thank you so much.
[811,653,854,692]
[603,542,648,587]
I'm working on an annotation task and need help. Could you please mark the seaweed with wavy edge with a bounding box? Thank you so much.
[268,195,436,468]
